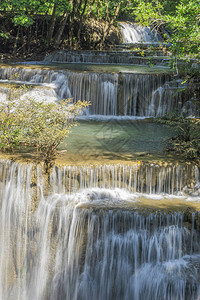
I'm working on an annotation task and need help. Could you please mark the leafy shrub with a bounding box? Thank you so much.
[0,86,89,172]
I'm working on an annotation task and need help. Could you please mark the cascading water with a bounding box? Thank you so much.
[0,65,193,117]
[48,164,200,195]
[119,22,161,44]
[43,50,167,64]
[0,160,200,300]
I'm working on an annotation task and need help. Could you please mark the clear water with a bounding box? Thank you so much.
[59,120,177,162]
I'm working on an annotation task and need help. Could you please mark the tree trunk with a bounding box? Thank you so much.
[13,26,20,56]
[99,3,121,49]
[76,0,95,45]
[47,4,57,46]
[69,0,78,47]
[54,12,68,47]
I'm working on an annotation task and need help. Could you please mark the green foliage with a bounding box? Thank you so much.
[0,33,9,39]
[156,115,200,160]
[13,15,34,27]
[134,0,164,27]
[0,86,89,172]
[168,0,200,61]
[133,0,200,62]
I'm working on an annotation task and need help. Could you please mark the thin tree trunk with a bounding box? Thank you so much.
[69,0,78,47]
[99,3,121,49]
[54,12,68,47]
[76,0,87,45]
[13,26,20,56]
[47,3,57,46]
[20,26,26,55]
[27,26,31,53]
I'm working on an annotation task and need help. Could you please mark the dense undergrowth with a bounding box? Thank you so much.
[155,115,200,161]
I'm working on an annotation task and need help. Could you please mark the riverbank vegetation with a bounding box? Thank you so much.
[134,0,200,62]
[155,115,200,161]
[0,85,89,171]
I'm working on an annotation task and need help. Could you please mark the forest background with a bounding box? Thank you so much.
[0,0,199,62]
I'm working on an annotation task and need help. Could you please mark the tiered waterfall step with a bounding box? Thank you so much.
[0,63,195,117]
[44,49,170,65]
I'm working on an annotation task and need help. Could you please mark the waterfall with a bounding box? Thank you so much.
[119,22,161,44]
[0,160,200,300]
[0,65,191,117]
[0,161,33,300]
[43,50,167,64]
[48,164,200,195]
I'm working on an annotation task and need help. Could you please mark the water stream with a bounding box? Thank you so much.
[0,161,200,300]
